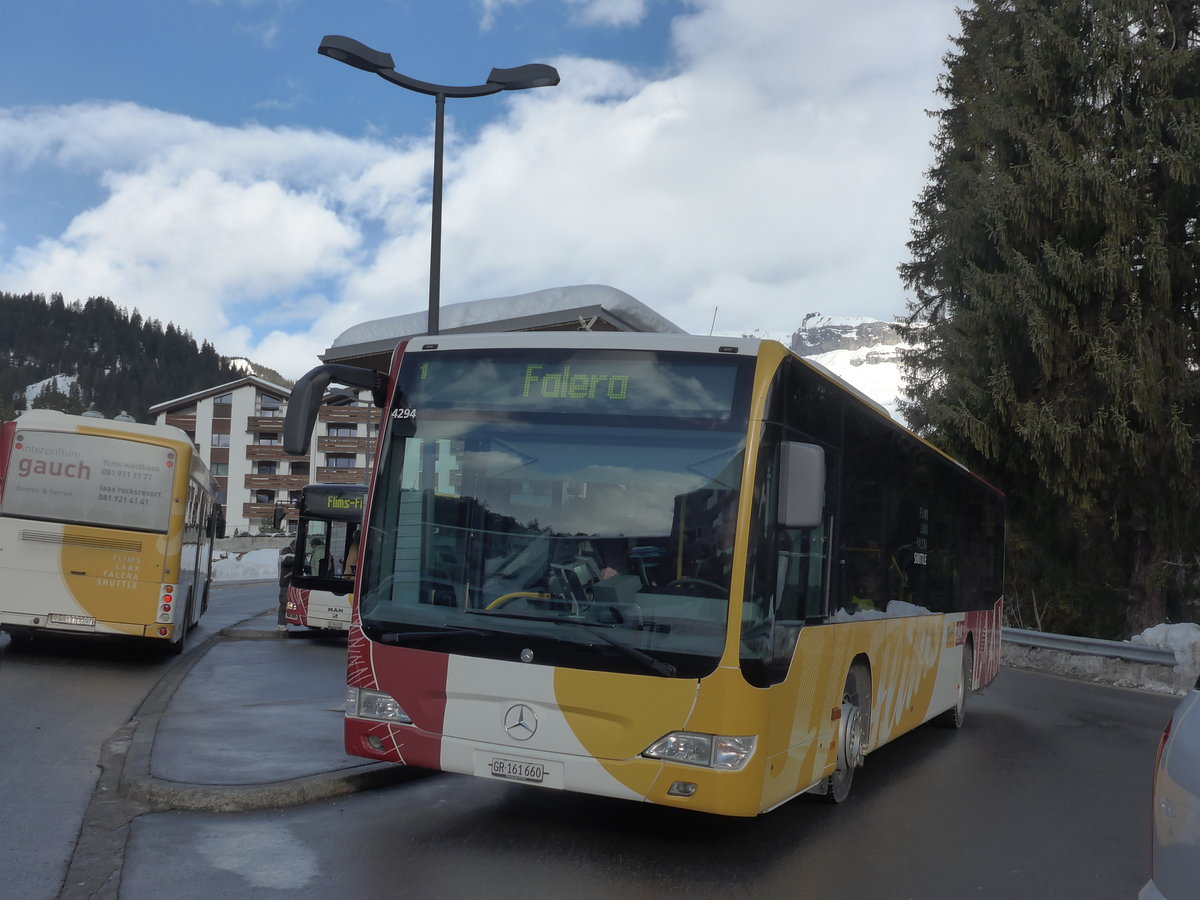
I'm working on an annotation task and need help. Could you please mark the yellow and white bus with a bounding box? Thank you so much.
[285,333,1004,816]
[0,409,217,652]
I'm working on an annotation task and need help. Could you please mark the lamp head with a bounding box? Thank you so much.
[318,35,395,73]
[487,64,561,90]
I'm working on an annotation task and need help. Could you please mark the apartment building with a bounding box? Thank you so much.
[149,376,379,535]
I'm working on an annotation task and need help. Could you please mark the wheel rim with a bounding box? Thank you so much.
[841,698,864,770]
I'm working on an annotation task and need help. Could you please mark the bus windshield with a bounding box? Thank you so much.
[358,349,753,678]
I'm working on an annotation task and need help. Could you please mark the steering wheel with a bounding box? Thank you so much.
[661,577,725,599]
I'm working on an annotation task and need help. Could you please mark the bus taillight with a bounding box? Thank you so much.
[157,584,177,623]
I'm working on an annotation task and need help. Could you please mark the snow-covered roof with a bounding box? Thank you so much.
[322,284,686,369]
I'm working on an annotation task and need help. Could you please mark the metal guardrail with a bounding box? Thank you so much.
[1002,627,1177,667]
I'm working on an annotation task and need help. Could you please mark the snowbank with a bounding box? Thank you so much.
[212,547,281,582]
[1132,622,1200,658]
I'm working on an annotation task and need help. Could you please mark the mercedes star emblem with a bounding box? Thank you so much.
[504,703,537,740]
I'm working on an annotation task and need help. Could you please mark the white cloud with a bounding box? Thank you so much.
[565,0,647,27]
[0,0,962,380]
[478,0,528,31]
[480,0,647,31]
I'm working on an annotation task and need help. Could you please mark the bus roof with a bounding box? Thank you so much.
[12,409,195,447]
[394,330,762,356]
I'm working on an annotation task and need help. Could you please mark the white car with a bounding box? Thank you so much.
[1142,675,1200,899]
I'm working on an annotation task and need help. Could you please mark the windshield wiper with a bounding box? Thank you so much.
[376,625,492,645]
[475,609,677,676]
[586,625,677,677]
[544,618,677,677]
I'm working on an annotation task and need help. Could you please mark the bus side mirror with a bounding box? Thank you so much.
[284,363,380,455]
[779,442,825,528]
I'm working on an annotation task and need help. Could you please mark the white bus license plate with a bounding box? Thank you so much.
[488,756,546,783]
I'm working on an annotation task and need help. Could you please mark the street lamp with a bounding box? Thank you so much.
[318,34,560,335]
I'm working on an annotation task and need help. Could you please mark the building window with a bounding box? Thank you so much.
[291,462,310,478]
[213,393,233,418]
[216,490,228,505]
[256,490,276,504]
[326,454,356,468]
[257,461,278,475]
[211,433,231,448]
[258,393,283,417]
[211,462,229,476]
[258,432,280,446]
[327,423,358,437]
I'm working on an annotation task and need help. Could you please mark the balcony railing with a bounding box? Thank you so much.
[245,446,308,461]
[317,436,373,454]
[165,414,196,431]
[319,406,382,424]
[244,474,310,490]
[242,502,293,521]
[246,415,287,431]
[316,467,370,484]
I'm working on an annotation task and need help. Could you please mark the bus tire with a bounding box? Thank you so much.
[822,662,870,804]
[934,640,973,729]
[170,592,192,656]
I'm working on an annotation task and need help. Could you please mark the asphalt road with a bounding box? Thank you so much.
[0,582,1181,900]
[122,659,1178,899]
[0,582,272,900]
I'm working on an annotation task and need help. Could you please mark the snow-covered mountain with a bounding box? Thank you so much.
[24,374,78,410]
[717,313,913,423]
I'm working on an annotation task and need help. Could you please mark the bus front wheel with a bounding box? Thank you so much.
[822,663,870,804]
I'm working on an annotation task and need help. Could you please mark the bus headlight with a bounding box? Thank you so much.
[346,687,412,724]
[642,732,757,770]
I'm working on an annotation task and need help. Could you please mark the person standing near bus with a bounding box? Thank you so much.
[277,543,295,632]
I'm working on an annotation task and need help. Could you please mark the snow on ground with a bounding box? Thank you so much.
[24,373,77,408]
[1133,623,1200,657]
[212,548,281,582]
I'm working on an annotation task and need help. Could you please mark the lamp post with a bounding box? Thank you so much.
[318,34,560,335]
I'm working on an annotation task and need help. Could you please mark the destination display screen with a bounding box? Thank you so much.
[397,350,749,421]
[2,429,176,533]
[304,486,366,519]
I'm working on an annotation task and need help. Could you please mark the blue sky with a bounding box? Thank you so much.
[0,0,963,379]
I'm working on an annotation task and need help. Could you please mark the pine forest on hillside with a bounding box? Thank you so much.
[0,292,290,423]
[902,0,1200,638]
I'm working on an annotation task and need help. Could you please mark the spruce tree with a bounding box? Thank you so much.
[901,0,1200,635]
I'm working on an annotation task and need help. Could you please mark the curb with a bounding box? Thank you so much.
[113,613,425,813]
